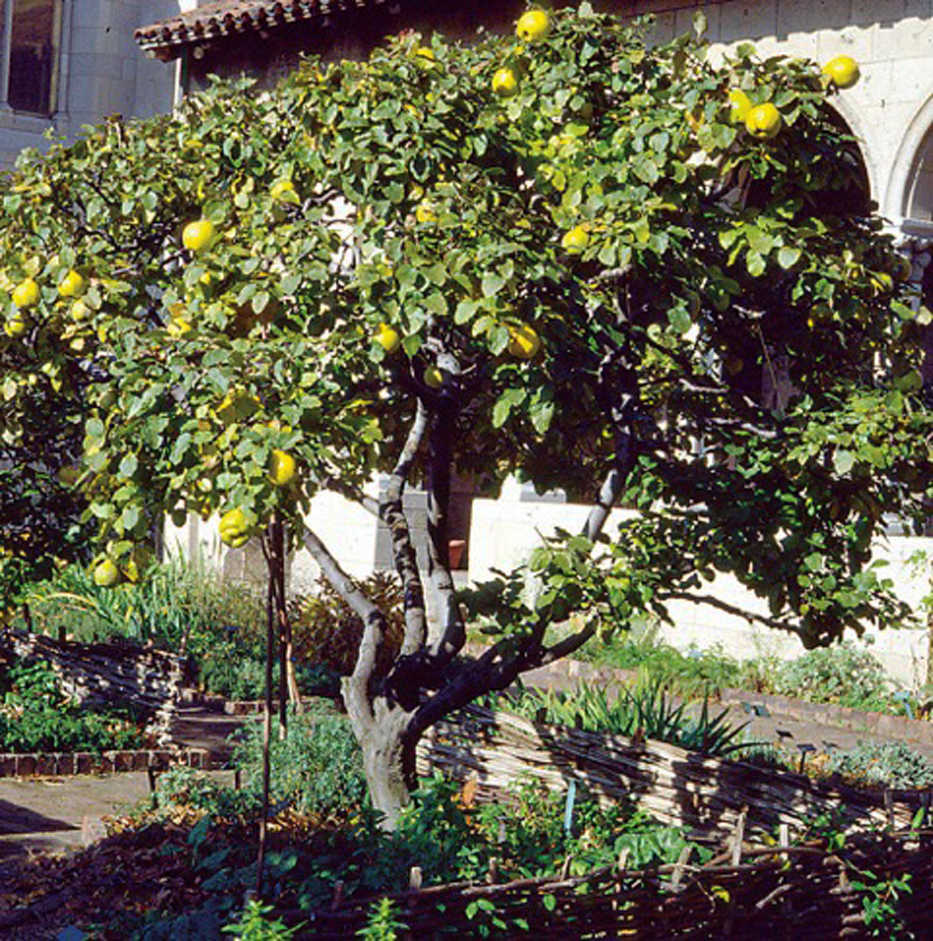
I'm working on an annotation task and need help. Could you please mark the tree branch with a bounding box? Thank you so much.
[663,590,797,635]
[301,524,385,730]
[382,401,429,657]
[425,395,466,665]
[535,620,598,667]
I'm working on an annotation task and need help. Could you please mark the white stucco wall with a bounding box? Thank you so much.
[467,493,932,688]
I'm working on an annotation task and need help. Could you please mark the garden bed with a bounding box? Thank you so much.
[417,705,932,838]
[518,653,933,745]
[304,828,932,939]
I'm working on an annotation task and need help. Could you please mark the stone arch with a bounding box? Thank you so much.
[883,90,933,224]
[824,97,878,213]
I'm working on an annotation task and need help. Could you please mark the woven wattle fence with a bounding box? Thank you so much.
[415,705,932,838]
[0,630,189,744]
[306,831,933,938]
[297,705,933,937]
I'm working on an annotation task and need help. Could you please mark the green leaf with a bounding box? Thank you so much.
[833,449,855,475]
[777,246,801,270]
[492,388,527,428]
[454,299,477,325]
[481,272,506,298]
[118,454,138,478]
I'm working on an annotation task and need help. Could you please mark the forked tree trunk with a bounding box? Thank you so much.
[351,705,417,830]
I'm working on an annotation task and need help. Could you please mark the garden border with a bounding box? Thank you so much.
[0,747,210,778]
[515,654,933,746]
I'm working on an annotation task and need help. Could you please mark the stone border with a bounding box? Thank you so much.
[0,747,210,778]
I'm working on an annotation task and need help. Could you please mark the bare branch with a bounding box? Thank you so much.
[301,524,385,730]
[407,628,543,742]
[535,621,598,667]
[664,591,797,635]
[425,398,466,664]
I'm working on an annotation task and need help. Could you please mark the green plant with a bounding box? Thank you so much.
[0,657,148,753]
[356,898,408,940]
[826,742,933,790]
[222,899,304,940]
[152,765,260,818]
[773,642,894,710]
[230,701,368,817]
[574,630,773,699]
[20,556,265,649]
[498,680,752,757]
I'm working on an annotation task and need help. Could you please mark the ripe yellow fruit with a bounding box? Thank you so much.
[182,218,216,252]
[727,89,752,123]
[93,559,120,588]
[561,225,589,254]
[822,55,859,89]
[270,179,300,204]
[269,449,297,486]
[12,278,39,308]
[492,67,518,97]
[423,365,444,388]
[58,270,86,298]
[4,313,27,338]
[375,322,401,353]
[71,299,90,322]
[516,10,550,42]
[745,102,782,140]
[508,323,541,360]
[415,201,437,224]
[219,507,251,547]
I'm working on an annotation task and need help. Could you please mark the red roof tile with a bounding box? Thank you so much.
[134,0,387,60]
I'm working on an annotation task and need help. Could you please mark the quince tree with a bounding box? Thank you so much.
[1,5,931,824]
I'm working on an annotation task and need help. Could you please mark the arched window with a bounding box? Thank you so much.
[905,126,933,223]
[4,0,62,115]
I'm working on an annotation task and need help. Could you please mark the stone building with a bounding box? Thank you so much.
[0,0,183,168]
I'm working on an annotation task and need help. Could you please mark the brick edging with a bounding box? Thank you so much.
[223,696,323,715]
[0,747,210,778]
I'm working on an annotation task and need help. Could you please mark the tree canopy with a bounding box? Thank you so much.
[2,4,931,818]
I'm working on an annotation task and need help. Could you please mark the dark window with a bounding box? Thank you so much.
[8,0,60,115]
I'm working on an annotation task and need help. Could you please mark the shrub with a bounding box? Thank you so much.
[826,742,933,789]
[773,641,892,709]
[289,573,404,676]
[230,701,367,817]
[152,765,259,818]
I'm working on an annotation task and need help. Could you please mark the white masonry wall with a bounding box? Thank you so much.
[466,493,932,689]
